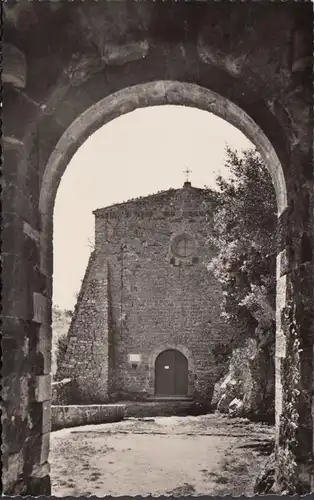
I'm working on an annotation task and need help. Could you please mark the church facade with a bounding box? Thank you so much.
[57,182,239,405]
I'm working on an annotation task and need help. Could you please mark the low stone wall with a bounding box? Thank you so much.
[52,378,110,405]
[123,400,208,418]
[52,378,73,405]
[51,404,125,431]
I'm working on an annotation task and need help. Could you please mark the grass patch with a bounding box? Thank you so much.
[89,472,102,482]
[215,476,229,484]
[166,482,198,496]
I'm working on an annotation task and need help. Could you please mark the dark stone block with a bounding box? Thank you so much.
[2,253,34,320]
[2,148,25,181]
[26,475,51,496]
[23,434,46,478]
[2,413,29,455]
[276,208,289,252]
[302,161,313,180]
[2,337,27,378]
[28,401,51,435]
[2,179,40,230]
[3,86,40,140]
[300,232,312,263]
[23,235,40,265]
[2,212,24,254]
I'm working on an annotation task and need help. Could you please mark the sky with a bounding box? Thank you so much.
[53,105,253,310]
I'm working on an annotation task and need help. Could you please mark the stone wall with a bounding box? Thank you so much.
[51,404,125,431]
[2,1,313,494]
[56,251,111,403]
[63,185,240,404]
[104,187,236,402]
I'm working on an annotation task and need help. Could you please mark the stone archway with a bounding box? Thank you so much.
[39,78,288,435]
[12,78,310,494]
[2,2,313,495]
[39,80,287,225]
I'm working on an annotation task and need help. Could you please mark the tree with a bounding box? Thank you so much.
[208,146,277,346]
[52,306,72,379]
[55,333,69,381]
[207,146,277,421]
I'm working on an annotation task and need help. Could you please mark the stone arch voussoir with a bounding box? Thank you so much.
[39,80,288,278]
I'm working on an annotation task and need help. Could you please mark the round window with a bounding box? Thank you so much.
[172,235,195,258]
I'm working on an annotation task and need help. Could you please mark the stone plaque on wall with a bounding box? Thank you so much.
[129,354,141,363]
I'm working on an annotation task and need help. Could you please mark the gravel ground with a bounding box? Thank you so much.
[50,413,274,496]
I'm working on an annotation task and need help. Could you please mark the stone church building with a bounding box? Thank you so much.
[57,181,239,405]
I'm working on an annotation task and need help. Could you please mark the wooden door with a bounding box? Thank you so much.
[155,349,188,396]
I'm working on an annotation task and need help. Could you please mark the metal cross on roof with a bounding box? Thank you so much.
[183,167,192,182]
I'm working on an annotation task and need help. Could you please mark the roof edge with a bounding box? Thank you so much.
[93,185,217,215]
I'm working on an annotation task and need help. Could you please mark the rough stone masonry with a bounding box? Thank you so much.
[2,1,313,495]
[57,183,241,406]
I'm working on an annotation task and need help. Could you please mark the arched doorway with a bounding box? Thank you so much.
[35,79,309,494]
[2,1,313,493]
[155,349,188,397]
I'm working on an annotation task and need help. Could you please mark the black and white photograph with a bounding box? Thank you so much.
[2,0,313,497]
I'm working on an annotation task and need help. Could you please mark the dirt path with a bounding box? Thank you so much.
[50,414,274,496]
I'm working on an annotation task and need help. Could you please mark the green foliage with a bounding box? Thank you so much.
[55,333,69,380]
[52,305,72,379]
[211,342,233,365]
[209,146,277,338]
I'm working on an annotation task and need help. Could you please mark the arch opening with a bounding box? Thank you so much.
[42,79,287,475]
[39,80,288,280]
[155,349,189,397]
